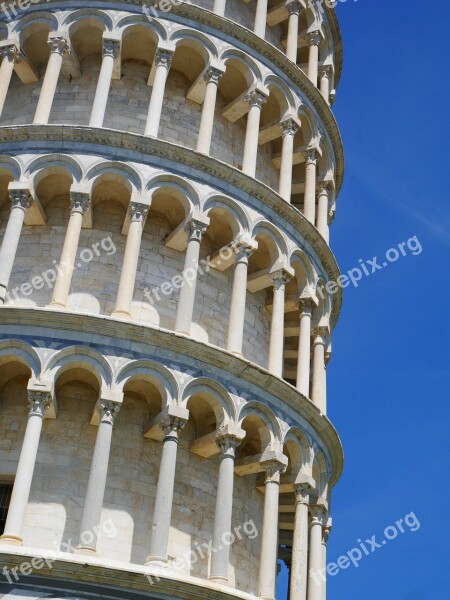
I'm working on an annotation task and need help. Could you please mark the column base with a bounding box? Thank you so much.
[75,545,97,556]
[209,574,229,584]
[112,309,131,319]
[47,301,66,309]
[0,534,23,546]
[145,555,169,568]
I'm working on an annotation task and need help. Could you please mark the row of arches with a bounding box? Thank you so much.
[0,155,333,400]
[0,7,337,211]
[0,340,332,598]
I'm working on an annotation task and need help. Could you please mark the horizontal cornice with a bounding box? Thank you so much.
[0,306,344,486]
[0,124,343,328]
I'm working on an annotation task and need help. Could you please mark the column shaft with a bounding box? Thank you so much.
[34,37,68,125]
[174,219,208,335]
[50,194,89,308]
[77,402,119,554]
[286,5,301,62]
[210,435,239,582]
[312,328,327,412]
[242,91,266,177]
[147,417,186,565]
[0,391,51,545]
[296,299,314,396]
[319,67,331,104]
[254,0,268,38]
[0,190,33,304]
[316,185,329,242]
[290,486,310,600]
[258,464,283,600]
[197,68,223,155]
[279,119,298,202]
[307,510,326,600]
[0,45,18,117]
[307,33,321,87]
[113,203,148,318]
[227,242,255,355]
[303,149,317,224]
[268,270,290,377]
[145,50,173,137]
[89,40,119,128]
[213,0,227,17]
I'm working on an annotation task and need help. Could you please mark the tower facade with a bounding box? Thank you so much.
[0,1,344,600]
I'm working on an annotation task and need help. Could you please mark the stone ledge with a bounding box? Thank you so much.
[0,124,343,329]
[0,547,258,600]
[0,306,344,486]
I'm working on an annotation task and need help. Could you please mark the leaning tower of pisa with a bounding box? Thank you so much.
[0,1,344,599]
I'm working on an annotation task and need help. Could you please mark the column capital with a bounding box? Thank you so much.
[245,88,268,109]
[294,482,313,505]
[307,30,323,48]
[8,185,34,211]
[160,414,188,441]
[280,116,300,138]
[103,37,121,59]
[27,389,53,417]
[261,459,288,485]
[322,520,332,545]
[48,33,70,56]
[70,191,91,214]
[287,0,306,16]
[185,217,209,242]
[155,47,174,70]
[316,181,330,196]
[302,147,319,165]
[233,235,258,262]
[297,294,318,314]
[309,504,328,527]
[319,65,333,79]
[129,201,150,224]
[99,399,121,426]
[205,65,225,85]
[312,325,330,344]
[215,426,244,457]
[0,41,23,63]
[270,266,294,290]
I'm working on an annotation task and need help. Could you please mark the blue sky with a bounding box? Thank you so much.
[278,0,450,597]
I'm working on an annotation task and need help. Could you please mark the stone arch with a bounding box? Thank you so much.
[63,9,114,34]
[203,194,249,234]
[312,448,329,499]
[170,28,218,62]
[115,360,178,409]
[0,157,22,182]
[219,48,262,85]
[182,377,236,426]
[203,195,248,253]
[16,13,59,71]
[25,154,83,189]
[290,248,316,295]
[252,219,288,263]
[42,346,113,392]
[117,14,166,44]
[297,104,319,148]
[263,74,295,119]
[86,161,142,194]
[238,401,281,453]
[283,428,313,477]
[0,339,41,380]
[314,277,331,325]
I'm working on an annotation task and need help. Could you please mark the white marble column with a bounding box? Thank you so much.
[286,1,302,63]
[321,522,331,600]
[89,38,120,128]
[242,89,267,177]
[213,0,227,17]
[307,32,322,87]
[316,183,330,242]
[145,48,173,137]
[254,0,269,38]
[113,202,149,318]
[290,483,311,600]
[174,218,209,335]
[0,43,20,117]
[258,461,286,600]
[279,117,299,202]
[307,506,327,600]
[0,188,33,305]
[268,269,292,377]
[33,35,69,125]
[197,66,224,155]
[49,192,90,308]
[296,297,315,396]
[0,389,52,546]
[227,238,257,355]
[312,327,328,413]
[210,432,241,582]
[146,415,187,565]
[76,400,121,554]
[302,148,318,224]
[319,66,332,104]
